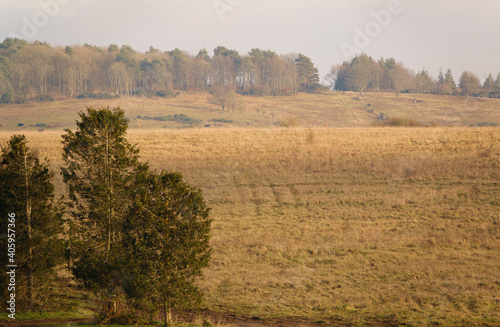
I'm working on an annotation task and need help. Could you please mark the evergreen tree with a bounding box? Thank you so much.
[196,48,210,61]
[346,53,373,96]
[437,69,444,84]
[295,54,319,92]
[483,73,495,96]
[494,73,500,97]
[122,171,211,326]
[61,107,148,297]
[415,68,435,94]
[443,69,456,90]
[0,135,63,310]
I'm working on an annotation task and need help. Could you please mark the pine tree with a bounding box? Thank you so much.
[437,69,444,84]
[0,135,63,310]
[483,73,495,96]
[295,54,319,92]
[61,107,148,297]
[443,69,456,90]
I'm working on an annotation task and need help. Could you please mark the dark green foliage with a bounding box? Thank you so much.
[61,107,148,295]
[133,88,156,97]
[157,90,180,98]
[238,87,270,96]
[346,54,373,96]
[61,107,211,323]
[1,93,27,104]
[470,122,498,127]
[0,37,27,51]
[122,170,211,319]
[77,92,117,99]
[209,118,233,123]
[31,94,54,102]
[0,92,12,103]
[14,97,27,104]
[137,114,202,124]
[0,135,64,310]
[295,54,319,92]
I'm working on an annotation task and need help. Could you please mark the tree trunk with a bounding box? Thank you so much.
[24,150,33,311]
[105,131,111,262]
[163,299,172,327]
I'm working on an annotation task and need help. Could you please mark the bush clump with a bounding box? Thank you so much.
[137,114,202,124]
[470,122,498,127]
[31,94,54,102]
[77,92,117,99]
[209,118,233,123]
[156,90,180,98]
[373,117,424,127]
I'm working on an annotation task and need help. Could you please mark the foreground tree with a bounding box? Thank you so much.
[61,107,211,324]
[0,135,63,310]
[122,171,211,326]
[61,107,148,298]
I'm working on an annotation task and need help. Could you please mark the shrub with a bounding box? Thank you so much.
[470,122,498,127]
[77,92,117,99]
[209,118,233,123]
[137,114,202,124]
[156,90,180,98]
[32,94,54,102]
[0,93,12,104]
[384,117,424,127]
[238,86,272,96]
[279,116,299,127]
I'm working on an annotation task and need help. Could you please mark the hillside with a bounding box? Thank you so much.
[0,92,499,131]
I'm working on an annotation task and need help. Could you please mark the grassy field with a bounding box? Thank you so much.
[0,126,499,326]
[0,91,499,131]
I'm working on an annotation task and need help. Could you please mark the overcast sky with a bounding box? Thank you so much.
[1,0,499,83]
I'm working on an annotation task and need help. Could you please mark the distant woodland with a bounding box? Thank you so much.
[0,38,499,104]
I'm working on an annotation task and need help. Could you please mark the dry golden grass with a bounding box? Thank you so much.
[1,126,499,326]
[0,91,499,131]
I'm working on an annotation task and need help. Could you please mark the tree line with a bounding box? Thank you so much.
[326,53,500,99]
[1,38,498,105]
[0,107,210,326]
[0,38,321,104]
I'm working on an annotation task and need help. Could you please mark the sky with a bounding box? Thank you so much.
[1,0,499,83]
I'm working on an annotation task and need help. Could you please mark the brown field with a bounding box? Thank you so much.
[1,125,499,326]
